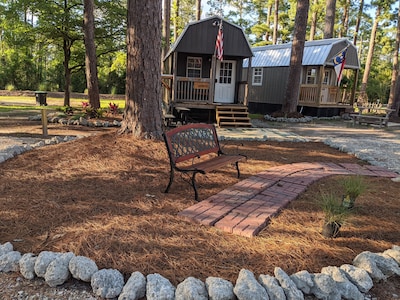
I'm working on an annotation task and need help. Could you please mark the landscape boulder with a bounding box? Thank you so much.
[383,245,400,265]
[44,252,75,287]
[146,273,176,300]
[19,253,37,280]
[274,267,304,300]
[290,270,314,294]
[309,273,339,300]
[234,269,269,300]
[118,271,146,300]
[205,276,235,300]
[0,251,21,272]
[321,266,363,300]
[340,264,373,293]
[258,274,286,300]
[91,268,125,299]
[353,251,400,281]
[175,276,208,300]
[69,255,98,282]
[0,242,13,256]
[34,251,60,278]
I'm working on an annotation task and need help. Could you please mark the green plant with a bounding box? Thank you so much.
[5,84,15,91]
[320,192,350,225]
[319,192,351,238]
[341,175,366,199]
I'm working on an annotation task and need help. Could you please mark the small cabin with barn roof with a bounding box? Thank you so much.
[242,38,360,117]
[162,16,254,127]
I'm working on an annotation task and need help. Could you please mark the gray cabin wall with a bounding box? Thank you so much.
[244,67,290,104]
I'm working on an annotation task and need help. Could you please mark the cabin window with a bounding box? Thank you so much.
[306,67,317,84]
[323,70,331,85]
[252,68,263,86]
[187,57,202,78]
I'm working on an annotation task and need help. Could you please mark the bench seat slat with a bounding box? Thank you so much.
[178,155,246,173]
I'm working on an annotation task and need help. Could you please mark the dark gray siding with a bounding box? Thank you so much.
[246,67,290,104]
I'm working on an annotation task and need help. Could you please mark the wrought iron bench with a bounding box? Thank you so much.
[163,123,246,201]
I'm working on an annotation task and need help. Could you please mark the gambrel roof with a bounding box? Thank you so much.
[243,38,359,69]
[165,16,253,59]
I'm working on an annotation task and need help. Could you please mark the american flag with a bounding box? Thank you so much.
[333,48,347,86]
[215,22,223,61]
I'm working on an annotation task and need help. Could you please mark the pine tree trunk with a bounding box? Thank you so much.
[120,1,163,139]
[83,0,100,109]
[359,6,380,103]
[353,0,364,46]
[196,0,201,20]
[272,0,279,44]
[339,0,350,38]
[323,0,336,39]
[282,0,310,113]
[174,0,180,41]
[309,0,318,41]
[63,38,71,107]
[388,1,400,115]
[265,5,272,42]
[162,0,171,72]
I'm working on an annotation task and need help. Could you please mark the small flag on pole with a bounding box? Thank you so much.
[333,48,347,86]
[215,21,223,61]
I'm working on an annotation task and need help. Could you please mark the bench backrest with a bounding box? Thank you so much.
[163,123,221,164]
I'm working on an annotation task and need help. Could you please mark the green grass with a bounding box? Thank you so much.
[249,113,264,119]
[0,95,125,112]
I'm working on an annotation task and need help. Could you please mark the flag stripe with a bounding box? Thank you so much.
[215,25,223,61]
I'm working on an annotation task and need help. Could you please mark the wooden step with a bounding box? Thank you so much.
[219,121,253,127]
[218,116,251,121]
[216,105,252,128]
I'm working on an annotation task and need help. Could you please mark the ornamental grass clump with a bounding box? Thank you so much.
[341,175,366,209]
[320,191,350,238]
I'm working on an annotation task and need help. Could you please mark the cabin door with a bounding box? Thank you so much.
[214,60,236,103]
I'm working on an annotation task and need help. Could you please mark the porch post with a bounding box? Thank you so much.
[172,52,178,106]
[244,57,252,106]
[350,69,359,105]
[317,66,324,105]
[209,55,217,103]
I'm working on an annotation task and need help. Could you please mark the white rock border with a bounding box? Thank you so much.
[0,242,399,299]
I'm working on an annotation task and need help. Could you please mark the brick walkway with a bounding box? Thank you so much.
[178,162,398,237]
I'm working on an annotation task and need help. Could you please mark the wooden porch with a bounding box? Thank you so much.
[299,84,351,108]
[162,75,251,127]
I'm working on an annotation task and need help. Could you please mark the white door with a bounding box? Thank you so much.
[214,60,236,103]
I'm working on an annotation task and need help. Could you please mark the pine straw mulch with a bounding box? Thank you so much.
[0,130,399,293]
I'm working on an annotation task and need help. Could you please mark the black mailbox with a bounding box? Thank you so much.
[35,91,47,106]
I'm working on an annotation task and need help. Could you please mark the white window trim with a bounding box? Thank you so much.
[186,57,202,78]
[306,67,317,84]
[252,67,263,86]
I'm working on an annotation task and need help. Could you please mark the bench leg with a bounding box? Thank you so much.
[235,162,241,178]
[191,172,199,201]
[164,167,174,193]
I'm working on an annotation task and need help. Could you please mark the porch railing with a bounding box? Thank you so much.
[175,77,210,102]
[299,84,341,106]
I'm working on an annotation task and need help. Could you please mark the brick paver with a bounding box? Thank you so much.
[178,163,398,237]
